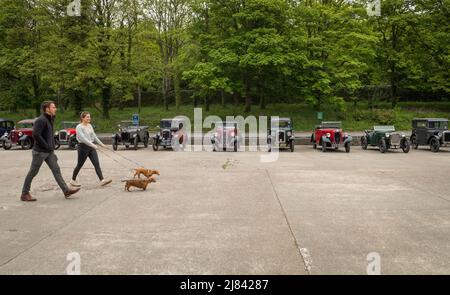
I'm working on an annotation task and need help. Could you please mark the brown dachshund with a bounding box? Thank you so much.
[133,168,160,179]
[122,176,156,192]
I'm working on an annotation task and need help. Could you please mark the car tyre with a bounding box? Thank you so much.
[361,136,368,150]
[112,139,118,151]
[410,134,419,149]
[144,134,149,148]
[69,138,78,150]
[134,137,139,150]
[290,140,294,152]
[54,138,61,150]
[401,138,410,153]
[21,138,32,150]
[379,139,387,153]
[152,139,159,151]
[3,140,12,150]
[322,142,326,152]
[345,142,351,153]
[430,137,440,153]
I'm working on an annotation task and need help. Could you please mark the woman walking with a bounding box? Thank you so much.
[71,112,112,187]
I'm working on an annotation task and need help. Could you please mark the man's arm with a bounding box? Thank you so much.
[33,118,50,151]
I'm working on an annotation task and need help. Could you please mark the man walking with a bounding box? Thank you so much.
[21,101,80,202]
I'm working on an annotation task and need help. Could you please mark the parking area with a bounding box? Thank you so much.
[0,146,449,274]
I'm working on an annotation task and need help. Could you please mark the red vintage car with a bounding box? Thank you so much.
[211,121,240,152]
[54,121,79,150]
[311,121,352,153]
[3,119,36,150]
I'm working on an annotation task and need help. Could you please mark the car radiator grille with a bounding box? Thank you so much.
[444,132,450,142]
[121,132,129,141]
[334,132,341,144]
[162,131,170,140]
[390,134,401,145]
[278,132,285,142]
[59,131,68,141]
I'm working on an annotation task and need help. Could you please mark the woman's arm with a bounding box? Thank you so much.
[91,125,106,147]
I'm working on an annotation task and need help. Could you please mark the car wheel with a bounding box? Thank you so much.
[54,138,61,150]
[345,143,351,153]
[134,137,139,150]
[322,142,326,152]
[152,139,159,151]
[69,139,78,150]
[234,141,238,152]
[401,138,410,153]
[313,143,316,149]
[3,141,12,150]
[379,139,387,153]
[361,136,368,150]
[144,134,149,148]
[430,137,440,153]
[290,140,294,152]
[21,138,32,150]
[125,145,130,149]
[112,139,118,151]
[410,135,419,149]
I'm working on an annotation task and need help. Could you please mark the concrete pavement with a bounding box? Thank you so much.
[0,146,449,274]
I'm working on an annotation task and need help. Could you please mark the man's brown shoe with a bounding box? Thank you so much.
[64,188,81,199]
[21,193,37,202]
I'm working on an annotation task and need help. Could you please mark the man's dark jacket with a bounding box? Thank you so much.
[33,113,55,153]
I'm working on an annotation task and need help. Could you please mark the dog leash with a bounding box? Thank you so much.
[98,147,144,169]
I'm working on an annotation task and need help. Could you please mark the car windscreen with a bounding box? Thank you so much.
[272,120,291,128]
[0,121,13,128]
[160,121,173,129]
[429,121,448,129]
[18,123,33,129]
[62,122,77,129]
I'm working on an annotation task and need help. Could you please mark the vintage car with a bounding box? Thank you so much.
[311,121,352,153]
[267,117,295,152]
[2,119,36,150]
[0,119,14,148]
[211,121,240,152]
[410,118,450,152]
[361,126,410,153]
[112,120,150,151]
[152,118,187,151]
[54,121,79,150]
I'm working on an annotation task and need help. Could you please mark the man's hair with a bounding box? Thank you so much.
[41,101,55,113]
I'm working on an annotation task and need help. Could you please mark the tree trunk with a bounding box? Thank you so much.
[244,80,252,113]
[221,90,226,107]
[174,71,181,110]
[74,90,83,116]
[204,95,210,112]
[102,86,111,119]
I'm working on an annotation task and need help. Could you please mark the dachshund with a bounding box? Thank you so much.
[133,168,160,179]
[122,176,156,192]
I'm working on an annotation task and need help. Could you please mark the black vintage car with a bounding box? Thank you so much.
[267,117,295,152]
[410,118,450,152]
[112,120,150,151]
[0,118,14,148]
[152,118,187,151]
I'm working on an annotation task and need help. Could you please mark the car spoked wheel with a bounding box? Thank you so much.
[54,138,61,150]
[143,134,149,148]
[234,141,238,152]
[152,139,159,151]
[430,137,440,153]
[112,139,118,151]
[361,136,368,150]
[401,139,410,153]
[134,137,139,150]
[3,140,12,150]
[69,139,78,150]
[410,135,419,149]
[21,138,32,150]
[379,139,387,153]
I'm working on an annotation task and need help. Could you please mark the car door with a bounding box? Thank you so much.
[415,121,428,145]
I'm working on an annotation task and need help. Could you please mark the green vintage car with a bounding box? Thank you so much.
[361,126,410,153]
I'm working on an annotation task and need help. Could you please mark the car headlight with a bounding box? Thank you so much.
[54,132,58,136]
[287,131,292,136]
[438,132,443,137]
[402,134,406,137]
[326,133,331,138]
[344,132,348,137]
[18,132,23,137]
